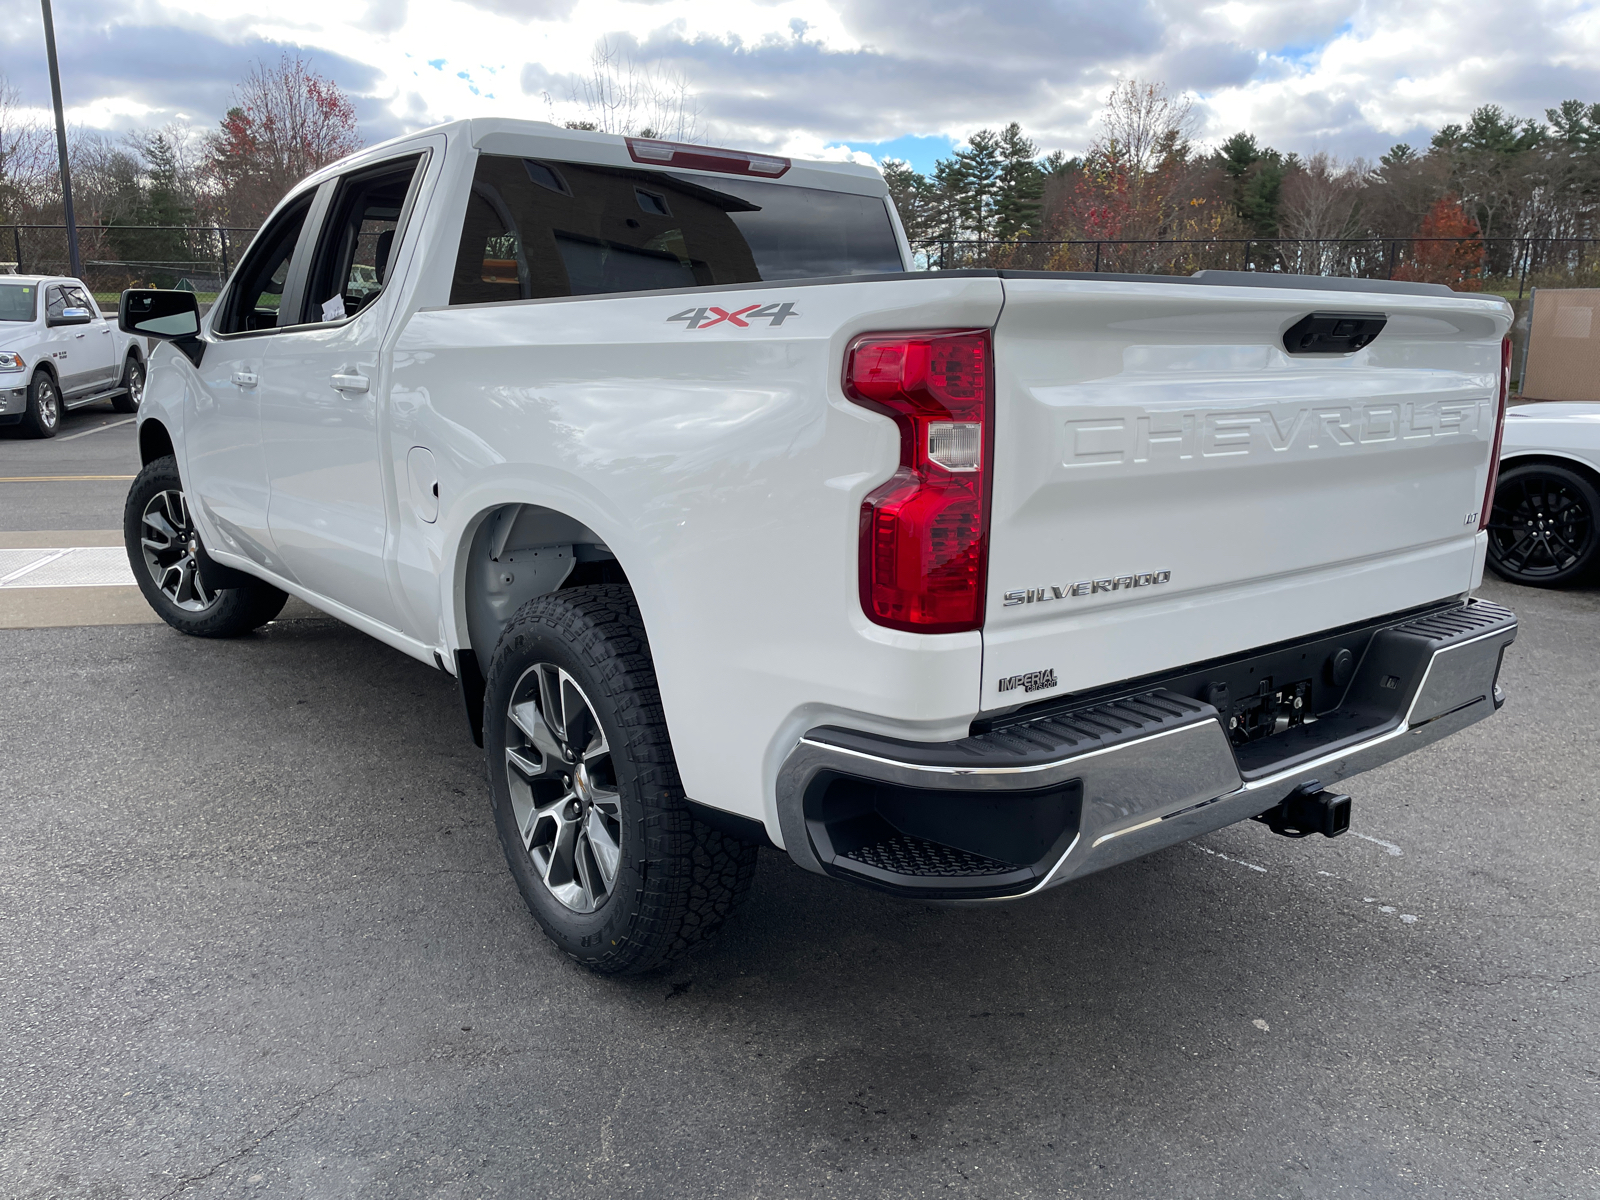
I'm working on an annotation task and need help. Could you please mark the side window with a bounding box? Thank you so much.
[66,285,99,317]
[302,155,422,325]
[45,286,68,320]
[216,193,315,335]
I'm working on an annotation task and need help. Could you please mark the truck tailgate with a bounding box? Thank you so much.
[981,276,1512,709]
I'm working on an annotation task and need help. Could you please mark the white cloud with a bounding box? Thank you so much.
[9,0,1600,163]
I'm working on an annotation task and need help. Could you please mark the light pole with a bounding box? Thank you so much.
[40,0,81,279]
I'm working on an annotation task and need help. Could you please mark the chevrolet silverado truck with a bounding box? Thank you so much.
[117,119,1518,974]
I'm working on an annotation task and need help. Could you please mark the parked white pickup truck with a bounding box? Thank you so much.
[119,120,1518,974]
[1,275,145,436]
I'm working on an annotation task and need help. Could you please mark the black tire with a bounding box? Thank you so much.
[112,355,144,414]
[22,371,61,438]
[123,455,289,636]
[484,585,757,975]
[1486,461,1600,587]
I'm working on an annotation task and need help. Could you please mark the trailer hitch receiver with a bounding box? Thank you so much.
[1252,781,1351,839]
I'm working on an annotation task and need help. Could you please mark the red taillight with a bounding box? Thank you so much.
[844,330,993,633]
[625,137,790,177]
[1479,336,1511,532]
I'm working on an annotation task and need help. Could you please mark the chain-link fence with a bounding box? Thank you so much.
[2,224,260,300]
[11,224,1600,303]
[910,236,1600,297]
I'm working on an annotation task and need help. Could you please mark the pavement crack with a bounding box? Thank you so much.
[154,1055,433,1198]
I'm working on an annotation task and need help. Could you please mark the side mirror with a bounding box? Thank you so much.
[120,289,204,364]
[120,289,200,338]
[48,306,93,327]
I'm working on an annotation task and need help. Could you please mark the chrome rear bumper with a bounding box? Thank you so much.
[776,599,1516,898]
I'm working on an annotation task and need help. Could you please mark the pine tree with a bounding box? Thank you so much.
[993,122,1044,241]
[952,129,1002,241]
[1214,132,1288,237]
[882,158,934,242]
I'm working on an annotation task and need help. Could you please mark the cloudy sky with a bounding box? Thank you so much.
[4,0,1600,171]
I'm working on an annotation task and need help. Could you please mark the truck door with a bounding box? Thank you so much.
[188,190,319,571]
[65,283,118,391]
[259,153,427,629]
[42,284,103,397]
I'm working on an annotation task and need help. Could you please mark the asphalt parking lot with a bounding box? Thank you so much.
[2,411,1597,1199]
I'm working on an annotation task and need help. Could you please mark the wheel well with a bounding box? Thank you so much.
[31,361,58,388]
[138,419,175,465]
[461,503,631,677]
[1499,453,1600,493]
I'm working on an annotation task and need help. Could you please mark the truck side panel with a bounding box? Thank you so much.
[390,276,1004,835]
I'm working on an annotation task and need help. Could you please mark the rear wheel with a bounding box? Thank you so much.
[123,455,289,636]
[112,355,144,414]
[1486,462,1600,587]
[22,372,60,438]
[484,585,757,974]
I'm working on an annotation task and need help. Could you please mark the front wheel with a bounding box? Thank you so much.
[123,455,289,636]
[1486,462,1600,587]
[22,372,60,438]
[112,355,144,414]
[484,585,757,974]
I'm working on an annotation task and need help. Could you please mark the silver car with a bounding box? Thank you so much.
[0,275,145,438]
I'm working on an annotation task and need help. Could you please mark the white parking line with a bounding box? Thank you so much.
[1350,831,1404,856]
[57,417,136,441]
[1191,843,1268,873]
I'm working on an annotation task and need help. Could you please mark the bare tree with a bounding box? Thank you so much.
[1095,79,1195,182]
[559,38,702,142]
[208,53,363,224]
[1280,152,1369,273]
[0,74,52,224]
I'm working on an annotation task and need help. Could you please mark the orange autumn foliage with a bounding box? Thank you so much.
[1394,195,1484,290]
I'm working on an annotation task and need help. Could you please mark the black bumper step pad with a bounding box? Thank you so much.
[841,832,1020,879]
[808,689,1216,770]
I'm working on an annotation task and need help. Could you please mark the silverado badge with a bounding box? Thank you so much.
[1003,570,1171,606]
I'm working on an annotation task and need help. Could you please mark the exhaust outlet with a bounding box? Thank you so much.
[1252,781,1351,839]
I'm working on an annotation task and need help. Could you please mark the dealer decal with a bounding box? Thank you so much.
[666,302,799,330]
[999,669,1058,694]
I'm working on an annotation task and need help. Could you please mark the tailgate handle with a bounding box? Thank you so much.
[1283,311,1387,355]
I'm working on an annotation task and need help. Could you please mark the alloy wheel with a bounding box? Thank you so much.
[37,378,59,430]
[1487,469,1596,582]
[127,362,144,408]
[139,489,219,611]
[503,663,622,914]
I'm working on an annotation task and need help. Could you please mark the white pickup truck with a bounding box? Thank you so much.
[119,119,1518,974]
[1,275,145,436]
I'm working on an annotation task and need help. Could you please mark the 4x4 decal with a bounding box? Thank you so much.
[666,302,799,330]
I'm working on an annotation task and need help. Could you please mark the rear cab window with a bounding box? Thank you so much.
[449,154,903,305]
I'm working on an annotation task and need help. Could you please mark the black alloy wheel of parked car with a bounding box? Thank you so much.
[1486,461,1600,587]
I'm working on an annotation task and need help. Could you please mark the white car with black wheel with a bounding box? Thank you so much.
[1488,401,1600,586]
[0,275,145,438]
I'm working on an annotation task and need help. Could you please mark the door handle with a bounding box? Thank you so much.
[74,332,86,339]
[330,373,370,393]
[232,371,258,387]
